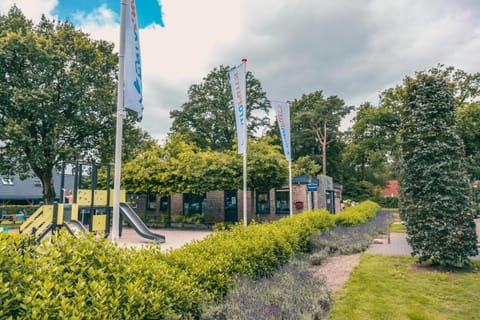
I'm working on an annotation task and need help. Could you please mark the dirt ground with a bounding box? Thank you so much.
[310,253,362,293]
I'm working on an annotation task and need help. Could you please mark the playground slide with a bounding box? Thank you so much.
[63,220,87,236]
[119,203,165,243]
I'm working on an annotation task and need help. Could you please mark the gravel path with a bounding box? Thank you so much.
[310,253,361,293]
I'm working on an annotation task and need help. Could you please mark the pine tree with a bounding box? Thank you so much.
[400,73,478,267]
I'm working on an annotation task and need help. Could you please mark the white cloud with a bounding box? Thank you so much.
[0,0,57,21]
[3,0,480,141]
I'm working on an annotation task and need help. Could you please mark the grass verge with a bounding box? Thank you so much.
[390,222,406,233]
[328,254,480,320]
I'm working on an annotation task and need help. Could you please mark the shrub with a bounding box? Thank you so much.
[0,201,378,318]
[312,211,391,256]
[400,73,478,267]
[334,200,381,226]
[201,258,331,320]
[0,232,200,319]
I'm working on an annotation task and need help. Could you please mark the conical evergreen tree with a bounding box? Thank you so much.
[400,73,478,267]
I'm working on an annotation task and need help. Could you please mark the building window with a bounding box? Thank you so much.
[256,191,270,214]
[147,193,157,210]
[183,193,205,216]
[1,177,14,185]
[275,189,290,214]
[32,178,42,187]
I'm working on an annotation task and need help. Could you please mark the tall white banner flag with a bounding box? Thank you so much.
[229,63,247,154]
[272,100,291,161]
[124,0,143,118]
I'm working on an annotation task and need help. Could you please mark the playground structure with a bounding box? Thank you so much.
[20,162,165,243]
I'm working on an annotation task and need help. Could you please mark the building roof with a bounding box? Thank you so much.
[0,172,74,201]
[292,175,319,185]
[381,180,399,197]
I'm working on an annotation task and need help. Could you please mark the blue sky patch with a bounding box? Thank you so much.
[53,0,164,28]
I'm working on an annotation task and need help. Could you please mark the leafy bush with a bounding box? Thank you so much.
[201,258,331,320]
[400,73,478,267]
[334,200,381,226]
[312,211,391,255]
[0,201,378,318]
[375,196,398,208]
[160,210,335,301]
[0,232,200,319]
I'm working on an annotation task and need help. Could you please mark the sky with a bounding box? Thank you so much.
[1,0,480,143]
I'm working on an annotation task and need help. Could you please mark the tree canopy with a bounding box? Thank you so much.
[400,71,478,267]
[169,65,271,151]
[0,7,145,203]
[291,90,353,176]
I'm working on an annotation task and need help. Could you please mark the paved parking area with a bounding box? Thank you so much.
[116,227,212,252]
[366,219,480,260]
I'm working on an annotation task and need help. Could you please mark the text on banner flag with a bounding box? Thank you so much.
[124,0,143,118]
[272,100,291,161]
[229,63,247,154]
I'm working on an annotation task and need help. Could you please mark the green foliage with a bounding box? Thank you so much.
[160,210,335,301]
[247,137,288,191]
[375,196,399,208]
[122,135,288,197]
[334,200,381,226]
[344,102,399,186]
[0,201,379,318]
[456,102,480,179]
[0,231,201,319]
[291,90,353,176]
[0,7,148,203]
[292,155,321,177]
[342,180,378,202]
[169,65,270,152]
[400,72,478,267]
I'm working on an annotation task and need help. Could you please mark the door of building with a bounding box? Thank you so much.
[224,190,238,222]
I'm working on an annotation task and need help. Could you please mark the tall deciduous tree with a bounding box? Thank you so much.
[292,91,353,176]
[456,102,480,180]
[344,102,398,185]
[400,72,478,267]
[169,65,270,151]
[377,65,480,180]
[0,8,120,203]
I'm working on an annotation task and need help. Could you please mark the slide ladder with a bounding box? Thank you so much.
[19,206,54,239]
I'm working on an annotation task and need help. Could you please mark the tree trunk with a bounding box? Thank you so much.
[37,169,55,204]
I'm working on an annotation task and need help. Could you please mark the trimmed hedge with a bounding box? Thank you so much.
[0,201,378,319]
[334,200,381,226]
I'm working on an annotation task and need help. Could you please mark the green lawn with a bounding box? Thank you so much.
[328,254,480,320]
[389,211,406,233]
[390,222,406,233]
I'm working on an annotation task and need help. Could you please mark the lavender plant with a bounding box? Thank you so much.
[201,258,331,320]
[311,211,392,255]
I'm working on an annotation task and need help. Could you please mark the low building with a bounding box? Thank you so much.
[0,173,74,205]
[381,180,399,198]
[132,175,343,224]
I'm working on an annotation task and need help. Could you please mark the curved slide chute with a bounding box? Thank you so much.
[63,220,88,236]
[119,203,165,243]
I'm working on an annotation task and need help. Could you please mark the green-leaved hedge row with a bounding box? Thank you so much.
[0,201,379,319]
[334,200,381,226]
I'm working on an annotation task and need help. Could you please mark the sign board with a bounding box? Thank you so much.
[307,183,318,192]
